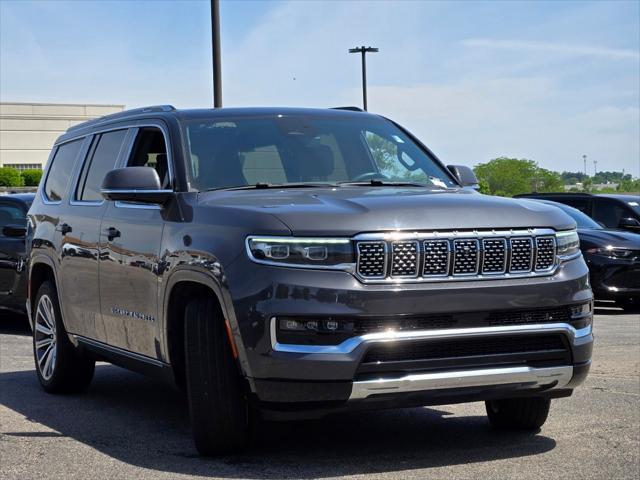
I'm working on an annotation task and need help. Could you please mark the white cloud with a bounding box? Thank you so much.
[461,38,640,60]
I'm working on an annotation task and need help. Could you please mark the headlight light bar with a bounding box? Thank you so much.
[246,237,355,269]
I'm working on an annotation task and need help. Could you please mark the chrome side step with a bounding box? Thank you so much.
[349,365,573,400]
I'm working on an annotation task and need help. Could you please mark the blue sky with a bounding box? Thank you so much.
[1,0,639,176]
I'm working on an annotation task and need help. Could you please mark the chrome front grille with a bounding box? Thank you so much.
[355,229,559,283]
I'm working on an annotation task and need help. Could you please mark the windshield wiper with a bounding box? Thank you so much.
[338,179,429,188]
[208,182,335,191]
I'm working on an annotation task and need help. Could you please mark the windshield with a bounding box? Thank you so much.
[183,115,457,191]
[553,202,602,229]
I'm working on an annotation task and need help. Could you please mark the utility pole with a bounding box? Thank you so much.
[349,46,378,111]
[582,154,587,176]
[211,0,222,107]
[593,160,597,177]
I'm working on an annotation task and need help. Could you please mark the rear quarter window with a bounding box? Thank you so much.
[44,139,84,202]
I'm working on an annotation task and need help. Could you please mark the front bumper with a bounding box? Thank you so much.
[227,255,593,409]
[586,254,640,300]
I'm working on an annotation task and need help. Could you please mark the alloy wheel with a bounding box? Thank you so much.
[34,294,58,381]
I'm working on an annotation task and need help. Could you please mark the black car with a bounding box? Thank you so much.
[515,193,640,233]
[27,106,593,455]
[0,193,33,315]
[524,199,639,311]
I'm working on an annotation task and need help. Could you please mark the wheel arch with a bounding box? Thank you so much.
[162,268,251,389]
[28,255,59,329]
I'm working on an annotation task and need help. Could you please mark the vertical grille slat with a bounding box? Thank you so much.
[482,238,507,274]
[423,240,450,276]
[453,239,480,275]
[356,242,387,278]
[391,241,419,277]
[535,237,556,271]
[509,238,534,272]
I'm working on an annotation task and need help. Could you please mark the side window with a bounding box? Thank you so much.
[560,197,590,214]
[0,203,26,233]
[127,127,170,189]
[76,130,127,202]
[44,139,83,202]
[592,199,626,228]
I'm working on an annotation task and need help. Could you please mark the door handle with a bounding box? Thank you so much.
[56,223,72,235]
[103,227,121,241]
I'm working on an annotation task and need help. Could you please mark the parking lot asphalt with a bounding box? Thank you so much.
[1,304,638,480]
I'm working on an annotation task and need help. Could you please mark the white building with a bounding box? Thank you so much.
[0,102,124,171]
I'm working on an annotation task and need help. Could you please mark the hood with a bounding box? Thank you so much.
[578,228,640,250]
[199,187,576,236]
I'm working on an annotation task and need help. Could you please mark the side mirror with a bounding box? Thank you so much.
[447,165,479,189]
[618,217,640,231]
[101,167,172,205]
[2,224,27,238]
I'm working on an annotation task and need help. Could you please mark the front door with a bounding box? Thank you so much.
[98,125,171,358]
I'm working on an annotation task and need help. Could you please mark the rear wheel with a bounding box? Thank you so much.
[485,397,551,430]
[184,295,252,456]
[33,280,95,393]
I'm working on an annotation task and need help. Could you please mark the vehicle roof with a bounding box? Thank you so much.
[59,105,375,143]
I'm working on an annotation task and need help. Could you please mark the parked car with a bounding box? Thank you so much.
[523,199,639,311]
[27,106,593,455]
[0,193,33,316]
[515,192,640,233]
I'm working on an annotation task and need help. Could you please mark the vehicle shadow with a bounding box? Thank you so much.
[0,314,30,336]
[0,364,556,478]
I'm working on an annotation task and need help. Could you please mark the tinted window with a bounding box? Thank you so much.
[44,139,83,201]
[77,130,127,201]
[184,116,456,191]
[0,203,26,231]
[552,203,601,229]
[558,197,590,214]
[127,128,170,188]
[592,199,631,228]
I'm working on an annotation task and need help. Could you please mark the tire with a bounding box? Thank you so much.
[184,295,252,456]
[33,280,95,393]
[485,397,551,430]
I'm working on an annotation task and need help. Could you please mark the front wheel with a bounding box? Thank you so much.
[33,280,95,393]
[485,397,551,430]
[184,295,253,455]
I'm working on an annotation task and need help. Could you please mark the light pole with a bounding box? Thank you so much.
[349,46,378,111]
[582,154,587,176]
[211,0,222,107]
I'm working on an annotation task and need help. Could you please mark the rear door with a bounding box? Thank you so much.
[58,129,128,339]
[97,122,172,357]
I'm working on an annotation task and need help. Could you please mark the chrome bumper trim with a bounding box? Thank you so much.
[270,317,592,354]
[349,365,574,400]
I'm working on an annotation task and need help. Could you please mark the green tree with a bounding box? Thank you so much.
[0,167,25,187]
[473,157,563,197]
[21,169,43,186]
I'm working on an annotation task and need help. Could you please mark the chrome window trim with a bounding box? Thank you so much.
[114,201,162,210]
[270,317,592,355]
[41,137,90,205]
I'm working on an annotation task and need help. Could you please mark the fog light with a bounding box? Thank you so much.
[325,320,339,331]
[276,317,356,346]
[305,320,319,331]
[569,302,593,330]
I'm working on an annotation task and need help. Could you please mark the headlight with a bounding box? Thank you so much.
[556,230,580,258]
[247,237,354,268]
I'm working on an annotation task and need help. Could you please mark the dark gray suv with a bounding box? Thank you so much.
[27,106,593,455]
